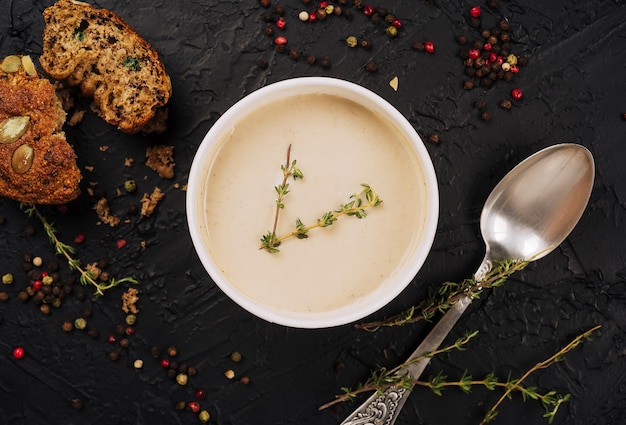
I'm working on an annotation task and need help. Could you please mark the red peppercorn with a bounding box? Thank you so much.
[107,335,117,344]
[13,347,25,359]
[468,49,480,60]
[470,6,481,18]
[391,19,402,29]
[510,64,519,73]
[276,17,286,29]
[196,389,207,400]
[161,358,171,368]
[319,1,328,8]
[363,5,374,16]
[188,401,201,413]
[33,280,42,291]
[309,13,316,22]
[483,43,492,51]
[424,41,435,53]
[274,36,287,45]
[511,88,523,100]
[73,233,85,244]
[489,51,497,63]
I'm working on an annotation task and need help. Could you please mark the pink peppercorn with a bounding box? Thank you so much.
[363,5,374,16]
[468,49,480,60]
[391,19,402,29]
[274,36,287,45]
[276,17,286,29]
[13,347,25,359]
[470,6,481,18]
[424,41,435,53]
[511,88,523,99]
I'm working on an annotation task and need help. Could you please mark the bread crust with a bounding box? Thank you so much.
[0,59,81,204]
[40,0,172,134]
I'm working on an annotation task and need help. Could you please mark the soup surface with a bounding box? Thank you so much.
[202,93,428,313]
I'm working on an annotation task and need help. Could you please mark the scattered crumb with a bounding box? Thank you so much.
[389,76,399,91]
[146,145,175,179]
[67,110,85,126]
[140,187,165,217]
[99,145,109,152]
[85,262,101,280]
[94,198,120,227]
[181,184,187,191]
[115,187,123,197]
[85,165,94,172]
[122,287,139,314]
[124,157,135,167]
[140,108,169,134]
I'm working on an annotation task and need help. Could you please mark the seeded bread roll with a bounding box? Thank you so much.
[40,0,172,134]
[0,55,81,204]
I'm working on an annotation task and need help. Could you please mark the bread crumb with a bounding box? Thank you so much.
[94,198,120,227]
[389,76,399,91]
[140,187,164,217]
[67,110,85,126]
[146,145,175,179]
[124,157,135,167]
[99,145,109,152]
[122,287,139,314]
[85,262,101,280]
[85,165,94,172]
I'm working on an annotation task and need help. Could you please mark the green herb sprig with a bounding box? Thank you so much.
[260,145,382,253]
[355,258,530,331]
[260,144,303,253]
[21,203,138,296]
[320,325,600,424]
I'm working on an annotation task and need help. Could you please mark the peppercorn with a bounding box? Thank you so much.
[178,363,188,374]
[199,410,211,423]
[319,56,331,69]
[487,0,499,9]
[151,346,160,358]
[40,304,51,315]
[24,225,35,236]
[108,350,119,361]
[474,99,487,110]
[288,49,300,60]
[32,256,43,267]
[2,273,13,285]
[480,111,492,122]
[175,401,186,410]
[167,368,177,379]
[62,321,73,332]
[500,99,512,110]
[412,41,424,51]
[333,6,342,16]
[240,375,251,385]
[274,44,286,53]
[170,361,179,371]
[119,338,130,348]
[134,359,144,369]
[196,389,207,399]
[13,347,25,359]
[369,13,381,25]
[176,373,189,386]
[188,402,201,413]
[428,134,440,144]
[463,80,474,90]
[259,0,270,7]
[385,25,398,38]
[74,289,85,301]
[167,346,178,357]
[71,398,83,410]
[469,17,481,28]
[365,61,377,73]
[230,351,242,362]
[256,58,269,69]
[345,36,358,48]
[0,292,8,302]
[456,34,468,45]
[224,369,235,379]
[306,55,316,65]
[18,291,29,302]
[115,324,126,336]
[74,317,87,330]
[188,366,198,376]
[360,38,372,50]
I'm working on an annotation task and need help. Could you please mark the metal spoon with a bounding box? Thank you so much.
[341,143,595,425]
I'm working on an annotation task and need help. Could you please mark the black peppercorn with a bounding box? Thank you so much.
[187,366,198,376]
[456,34,468,45]
[474,99,487,110]
[412,41,425,51]
[370,13,381,25]
[288,49,300,60]
[343,9,353,20]
[151,346,160,358]
[517,55,528,66]
[167,368,177,379]
[256,58,269,69]
[40,304,51,315]
[0,292,8,302]
[360,38,372,50]
[428,134,440,144]
[334,6,343,16]
[365,61,378,73]
[264,25,274,36]
[119,338,130,348]
[18,291,29,302]
[274,44,286,54]
[108,350,119,361]
[175,401,186,410]
[463,80,474,90]
[177,363,188,374]
[480,111,492,122]
[274,4,285,16]
[305,55,316,65]
[259,0,270,7]
[319,56,331,69]
[71,398,83,410]
[487,0,499,9]
[469,17,481,28]
[500,99,512,110]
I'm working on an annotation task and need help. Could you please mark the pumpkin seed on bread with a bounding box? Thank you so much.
[40,0,172,134]
[0,55,81,204]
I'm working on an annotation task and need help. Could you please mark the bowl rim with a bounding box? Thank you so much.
[187,76,439,328]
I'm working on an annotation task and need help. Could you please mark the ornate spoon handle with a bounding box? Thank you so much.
[340,259,491,425]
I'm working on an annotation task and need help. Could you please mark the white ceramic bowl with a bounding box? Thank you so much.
[187,77,438,328]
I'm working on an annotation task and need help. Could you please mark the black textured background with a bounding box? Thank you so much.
[1,1,625,424]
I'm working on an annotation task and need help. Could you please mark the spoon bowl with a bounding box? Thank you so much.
[481,144,595,263]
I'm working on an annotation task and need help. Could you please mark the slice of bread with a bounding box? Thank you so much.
[40,0,172,134]
[0,55,81,204]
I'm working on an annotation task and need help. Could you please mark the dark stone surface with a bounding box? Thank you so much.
[0,1,625,424]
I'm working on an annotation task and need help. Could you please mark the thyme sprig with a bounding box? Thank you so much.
[259,145,382,253]
[260,144,303,253]
[355,258,530,331]
[21,203,138,296]
[321,325,600,424]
